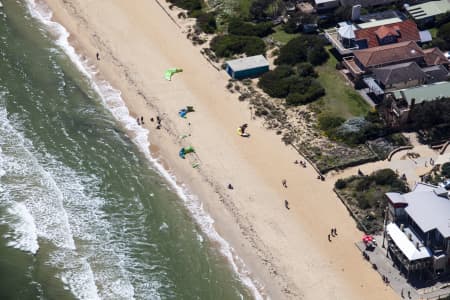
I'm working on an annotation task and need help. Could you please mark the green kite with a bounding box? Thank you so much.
[165,68,183,81]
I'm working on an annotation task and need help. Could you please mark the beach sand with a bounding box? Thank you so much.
[41,0,399,299]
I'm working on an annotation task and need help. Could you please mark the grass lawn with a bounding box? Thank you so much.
[269,25,301,44]
[313,47,371,119]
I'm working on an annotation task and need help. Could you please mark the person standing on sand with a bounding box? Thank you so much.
[141,116,144,124]
[282,179,287,188]
[96,52,100,61]
[328,234,331,242]
[284,200,289,210]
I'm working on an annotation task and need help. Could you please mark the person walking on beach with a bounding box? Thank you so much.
[96,52,100,61]
[136,117,140,125]
[282,179,287,188]
[328,234,331,242]
[140,116,144,124]
[284,200,290,210]
[156,116,161,129]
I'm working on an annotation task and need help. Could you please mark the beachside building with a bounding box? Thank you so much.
[385,183,450,279]
[225,55,269,80]
[384,81,450,126]
[325,20,421,55]
[342,41,448,79]
[406,0,450,27]
[372,62,449,91]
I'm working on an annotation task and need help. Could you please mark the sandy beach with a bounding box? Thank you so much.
[40,0,400,298]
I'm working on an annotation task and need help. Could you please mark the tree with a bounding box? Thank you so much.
[258,65,293,98]
[228,19,273,37]
[318,114,345,132]
[275,35,328,66]
[296,63,317,77]
[196,12,217,33]
[437,22,450,50]
[442,162,450,177]
[210,35,266,57]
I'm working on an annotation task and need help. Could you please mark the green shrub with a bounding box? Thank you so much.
[372,169,397,185]
[228,19,273,37]
[196,12,217,33]
[296,63,317,78]
[286,83,325,105]
[442,162,450,177]
[168,0,202,13]
[210,35,266,57]
[258,66,293,98]
[318,114,345,132]
[335,179,347,189]
[275,35,328,66]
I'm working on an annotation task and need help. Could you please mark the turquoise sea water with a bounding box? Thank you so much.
[0,1,254,299]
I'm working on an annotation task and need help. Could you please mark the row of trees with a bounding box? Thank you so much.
[210,35,266,57]
[210,18,275,58]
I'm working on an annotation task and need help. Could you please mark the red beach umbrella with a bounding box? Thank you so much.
[362,235,374,244]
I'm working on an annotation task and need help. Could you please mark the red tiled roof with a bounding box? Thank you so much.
[353,41,424,68]
[374,25,400,39]
[423,48,449,66]
[354,20,420,48]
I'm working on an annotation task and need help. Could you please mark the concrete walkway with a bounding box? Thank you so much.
[355,236,450,300]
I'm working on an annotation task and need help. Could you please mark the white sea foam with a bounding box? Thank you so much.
[0,106,102,299]
[24,0,265,299]
[2,202,39,254]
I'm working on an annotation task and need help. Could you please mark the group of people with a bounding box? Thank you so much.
[327,227,338,242]
[136,115,162,129]
[294,160,307,168]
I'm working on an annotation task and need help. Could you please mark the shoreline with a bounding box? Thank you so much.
[35,0,399,299]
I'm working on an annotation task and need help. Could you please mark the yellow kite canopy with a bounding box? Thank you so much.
[165,68,183,81]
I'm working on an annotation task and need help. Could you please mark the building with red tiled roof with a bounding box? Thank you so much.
[353,41,424,69]
[354,20,420,48]
[342,41,449,78]
[423,48,450,66]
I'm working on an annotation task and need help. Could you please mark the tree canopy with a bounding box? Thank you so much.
[210,35,266,57]
[228,19,273,37]
[275,35,329,66]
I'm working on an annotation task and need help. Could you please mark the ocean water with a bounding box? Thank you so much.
[0,1,258,299]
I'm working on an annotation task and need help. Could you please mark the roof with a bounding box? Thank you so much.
[359,10,403,23]
[315,0,338,4]
[338,24,356,39]
[392,81,450,105]
[423,48,449,66]
[406,0,450,20]
[354,20,420,48]
[387,223,432,261]
[401,183,450,238]
[386,192,407,204]
[353,41,424,68]
[372,62,426,86]
[419,30,433,43]
[422,65,449,82]
[226,55,269,72]
[363,77,384,95]
[357,17,403,29]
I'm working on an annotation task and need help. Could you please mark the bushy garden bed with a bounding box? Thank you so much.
[334,169,409,234]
